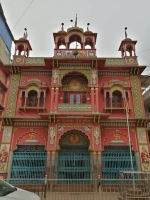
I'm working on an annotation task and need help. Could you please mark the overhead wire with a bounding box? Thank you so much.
[12,0,35,30]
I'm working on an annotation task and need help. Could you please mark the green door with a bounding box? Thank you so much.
[57,146,91,183]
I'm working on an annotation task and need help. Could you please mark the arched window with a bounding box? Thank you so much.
[40,92,44,107]
[112,91,122,107]
[106,92,110,107]
[28,90,38,107]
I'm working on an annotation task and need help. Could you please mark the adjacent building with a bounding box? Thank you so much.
[0,16,149,184]
[0,4,14,64]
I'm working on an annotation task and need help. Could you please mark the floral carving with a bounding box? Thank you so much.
[94,127,100,145]
[49,127,55,144]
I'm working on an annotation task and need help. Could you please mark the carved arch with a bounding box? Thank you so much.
[59,129,90,147]
[60,70,90,86]
[15,131,46,150]
[102,132,135,151]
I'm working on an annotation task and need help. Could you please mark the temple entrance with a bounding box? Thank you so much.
[57,130,91,183]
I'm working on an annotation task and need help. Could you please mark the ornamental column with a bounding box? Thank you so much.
[97,152,102,177]
[55,87,59,112]
[92,151,97,191]
[91,88,94,112]
[50,88,54,112]
[95,88,99,112]
[7,151,14,180]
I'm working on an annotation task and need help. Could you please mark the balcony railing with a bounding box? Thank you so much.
[58,104,91,111]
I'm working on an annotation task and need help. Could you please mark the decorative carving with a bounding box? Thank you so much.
[100,122,136,127]
[0,145,9,163]
[58,104,91,111]
[29,132,35,140]
[2,126,12,143]
[130,76,144,118]
[139,145,150,171]
[60,130,89,146]
[92,70,97,84]
[14,121,48,126]
[137,128,147,144]
[57,124,91,135]
[70,134,79,144]
[105,58,125,65]
[59,69,90,86]
[49,127,55,144]
[21,71,51,75]
[6,74,20,117]
[94,127,100,145]
[99,72,129,76]
[53,70,58,84]
[25,57,45,64]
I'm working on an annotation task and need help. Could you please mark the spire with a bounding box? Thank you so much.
[87,23,90,31]
[125,27,127,39]
[61,23,64,31]
[23,28,28,39]
[75,14,77,27]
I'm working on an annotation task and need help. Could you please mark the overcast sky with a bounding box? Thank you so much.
[1,0,150,74]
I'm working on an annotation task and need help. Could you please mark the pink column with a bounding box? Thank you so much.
[91,88,94,112]
[55,87,59,112]
[50,88,54,112]
[95,87,99,112]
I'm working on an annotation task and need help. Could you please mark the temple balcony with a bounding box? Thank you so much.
[54,49,96,58]
[104,106,131,113]
[58,104,91,111]
[18,106,46,112]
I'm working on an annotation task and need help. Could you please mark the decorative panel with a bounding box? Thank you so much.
[105,58,125,65]
[139,145,150,172]
[0,144,10,173]
[2,126,12,143]
[130,75,144,118]
[25,57,45,65]
[58,104,91,111]
[6,74,20,117]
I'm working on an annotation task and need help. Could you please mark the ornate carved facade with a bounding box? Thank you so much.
[0,18,149,182]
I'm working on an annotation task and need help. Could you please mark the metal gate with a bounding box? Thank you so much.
[102,146,137,184]
[10,146,47,184]
[57,146,91,183]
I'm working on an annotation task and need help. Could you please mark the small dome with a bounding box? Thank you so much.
[84,30,93,34]
[19,37,27,41]
[57,30,67,34]
[67,27,83,32]
[123,38,132,42]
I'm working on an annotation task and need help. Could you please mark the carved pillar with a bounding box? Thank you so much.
[92,151,97,191]
[55,88,59,112]
[50,88,54,112]
[25,93,27,107]
[37,91,40,107]
[91,88,94,112]
[7,151,14,180]
[95,88,99,112]
[49,151,57,191]
[46,151,51,179]
[97,152,102,177]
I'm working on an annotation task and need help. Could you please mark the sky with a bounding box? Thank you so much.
[1,0,150,74]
